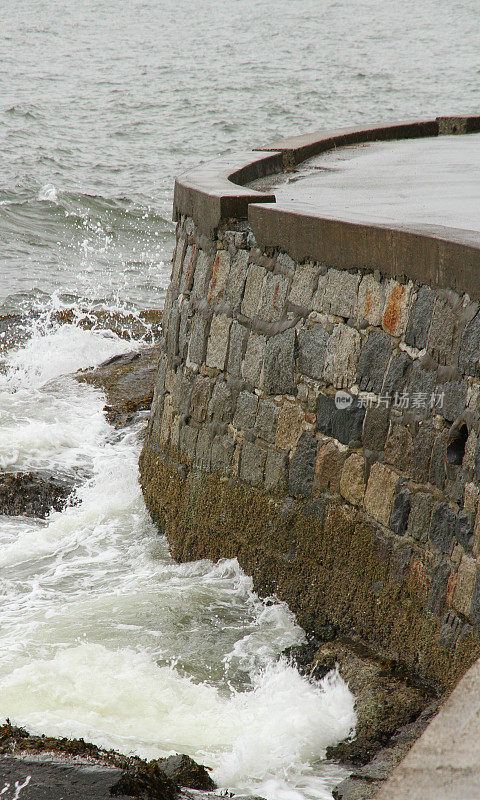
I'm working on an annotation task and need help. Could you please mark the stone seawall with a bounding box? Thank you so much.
[140,208,480,691]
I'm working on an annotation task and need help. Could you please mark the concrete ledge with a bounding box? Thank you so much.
[378,656,480,799]
[259,118,439,166]
[172,150,282,234]
[249,201,480,298]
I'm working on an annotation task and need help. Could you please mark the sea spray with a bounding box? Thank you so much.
[0,312,355,800]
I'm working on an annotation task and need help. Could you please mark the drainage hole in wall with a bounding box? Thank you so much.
[446,422,469,465]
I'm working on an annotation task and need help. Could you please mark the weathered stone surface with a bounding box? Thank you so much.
[406,361,437,418]
[171,235,186,288]
[459,310,480,376]
[427,560,451,616]
[289,262,319,307]
[382,351,412,396]
[340,453,366,506]
[208,380,236,423]
[234,391,258,431]
[385,423,414,472]
[364,463,399,527]
[362,406,390,452]
[322,269,359,318]
[242,332,266,385]
[172,369,191,416]
[159,395,174,447]
[166,304,180,367]
[207,250,231,303]
[179,244,197,295]
[179,424,198,461]
[427,295,460,367]
[356,273,385,326]
[195,427,211,469]
[265,449,288,493]
[187,313,210,366]
[227,320,248,377]
[429,429,448,490]
[469,569,480,625]
[241,263,266,317]
[263,328,296,395]
[429,502,456,554]
[191,250,213,301]
[357,330,392,393]
[298,322,329,380]
[452,554,477,618]
[205,313,231,370]
[211,434,234,473]
[177,300,191,360]
[436,379,467,422]
[323,324,361,389]
[455,511,473,551]
[405,285,435,350]
[189,376,212,424]
[314,441,345,492]
[412,425,436,483]
[254,400,279,443]
[258,272,289,322]
[390,488,411,536]
[225,250,249,308]
[239,440,267,486]
[406,492,435,543]
[276,251,295,277]
[317,393,365,446]
[382,280,412,337]
[289,432,318,497]
[276,402,305,450]
[390,541,412,583]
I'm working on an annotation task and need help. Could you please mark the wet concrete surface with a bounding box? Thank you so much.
[251,132,480,234]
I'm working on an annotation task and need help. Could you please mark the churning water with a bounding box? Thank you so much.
[0,0,478,797]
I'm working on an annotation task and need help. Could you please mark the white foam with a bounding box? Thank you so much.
[0,314,355,800]
[37,184,58,202]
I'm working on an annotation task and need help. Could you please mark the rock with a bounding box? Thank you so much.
[110,762,178,799]
[158,754,215,791]
[315,643,429,767]
[332,701,440,800]
[75,346,162,428]
[0,471,76,518]
[288,432,317,498]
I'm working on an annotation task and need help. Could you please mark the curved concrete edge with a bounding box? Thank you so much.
[173,115,480,236]
[259,118,439,166]
[377,656,480,799]
[172,150,283,234]
[249,200,480,298]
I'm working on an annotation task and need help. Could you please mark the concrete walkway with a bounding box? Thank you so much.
[377,657,480,800]
[258,133,480,234]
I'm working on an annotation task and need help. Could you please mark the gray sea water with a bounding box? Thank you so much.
[0,2,478,798]
[1,0,479,311]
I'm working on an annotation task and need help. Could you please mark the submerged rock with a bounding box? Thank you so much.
[75,345,163,428]
[0,470,76,518]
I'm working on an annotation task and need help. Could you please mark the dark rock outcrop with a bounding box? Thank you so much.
[75,346,162,428]
[0,471,76,518]
[158,754,215,791]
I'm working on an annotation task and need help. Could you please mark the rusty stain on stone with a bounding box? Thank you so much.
[383,283,405,336]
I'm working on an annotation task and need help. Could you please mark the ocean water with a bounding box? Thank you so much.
[0,1,478,797]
